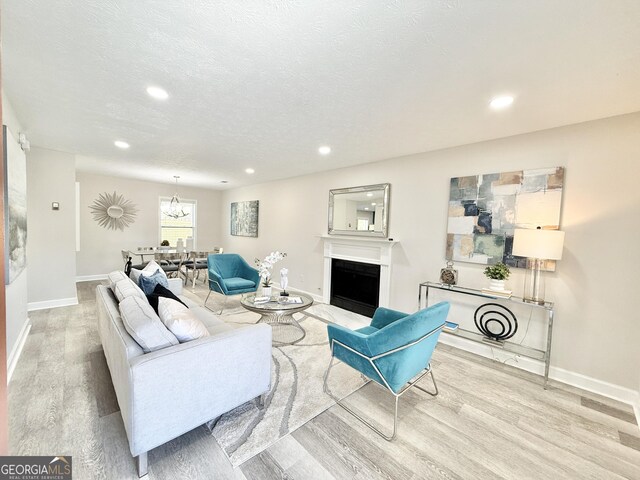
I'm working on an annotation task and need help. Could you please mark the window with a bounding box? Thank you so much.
[159,197,197,247]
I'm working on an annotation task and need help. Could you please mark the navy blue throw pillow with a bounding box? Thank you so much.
[146,283,189,314]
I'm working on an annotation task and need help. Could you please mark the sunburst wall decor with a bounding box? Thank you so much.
[89,191,138,231]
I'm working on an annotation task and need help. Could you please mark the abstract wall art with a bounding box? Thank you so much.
[231,200,259,237]
[3,125,28,284]
[446,167,564,269]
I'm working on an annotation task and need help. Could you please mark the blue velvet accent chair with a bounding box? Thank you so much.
[204,253,260,312]
[323,302,450,440]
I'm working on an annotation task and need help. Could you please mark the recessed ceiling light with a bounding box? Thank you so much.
[245,168,255,174]
[146,86,169,100]
[490,95,514,110]
[371,202,377,206]
[364,207,370,211]
[366,192,373,197]
[114,140,130,149]
[318,146,331,155]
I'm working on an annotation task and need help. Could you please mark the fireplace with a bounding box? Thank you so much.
[330,259,381,317]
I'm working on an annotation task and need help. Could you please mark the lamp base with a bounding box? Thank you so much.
[523,258,546,305]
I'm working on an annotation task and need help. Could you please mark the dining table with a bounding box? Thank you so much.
[128,248,179,263]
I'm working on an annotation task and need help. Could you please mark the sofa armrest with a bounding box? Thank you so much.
[125,323,271,456]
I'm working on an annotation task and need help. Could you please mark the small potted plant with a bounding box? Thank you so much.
[159,239,170,251]
[484,262,510,291]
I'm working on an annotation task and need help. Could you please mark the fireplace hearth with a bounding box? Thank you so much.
[330,259,381,317]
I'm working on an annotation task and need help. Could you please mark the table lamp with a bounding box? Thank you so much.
[512,227,565,305]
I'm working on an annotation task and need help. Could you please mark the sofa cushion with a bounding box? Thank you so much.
[158,297,210,343]
[224,277,256,290]
[107,271,128,291]
[119,296,179,353]
[146,284,188,314]
[114,278,147,303]
[139,269,169,295]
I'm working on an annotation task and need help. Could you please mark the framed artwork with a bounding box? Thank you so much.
[231,200,259,237]
[446,167,564,269]
[3,125,28,284]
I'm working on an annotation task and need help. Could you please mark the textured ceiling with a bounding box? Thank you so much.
[3,1,640,189]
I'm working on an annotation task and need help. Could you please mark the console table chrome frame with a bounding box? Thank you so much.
[419,281,555,389]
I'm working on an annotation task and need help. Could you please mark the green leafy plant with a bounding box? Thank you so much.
[160,240,170,246]
[484,262,510,280]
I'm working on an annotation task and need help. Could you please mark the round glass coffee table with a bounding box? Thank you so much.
[241,293,314,345]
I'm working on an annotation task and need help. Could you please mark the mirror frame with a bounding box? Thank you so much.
[328,183,390,237]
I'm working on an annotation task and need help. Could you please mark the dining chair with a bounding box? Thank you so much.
[154,252,185,279]
[121,250,146,276]
[323,302,450,440]
[183,251,209,288]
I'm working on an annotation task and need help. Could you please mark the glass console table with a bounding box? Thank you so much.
[419,281,555,389]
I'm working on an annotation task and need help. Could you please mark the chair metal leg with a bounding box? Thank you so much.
[323,339,440,442]
[323,356,399,441]
[414,368,438,397]
[204,289,226,315]
[136,452,148,477]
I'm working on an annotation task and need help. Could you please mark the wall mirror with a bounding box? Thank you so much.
[328,183,390,237]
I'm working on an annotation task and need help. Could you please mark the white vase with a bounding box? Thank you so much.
[262,286,272,297]
[488,279,506,291]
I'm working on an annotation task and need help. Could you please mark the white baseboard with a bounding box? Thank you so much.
[439,332,640,410]
[76,274,108,282]
[27,296,78,312]
[7,317,31,383]
[282,284,324,304]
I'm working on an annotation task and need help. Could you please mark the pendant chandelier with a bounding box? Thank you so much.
[163,176,189,219]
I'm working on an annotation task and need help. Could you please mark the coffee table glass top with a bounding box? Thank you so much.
[241,293,313,311]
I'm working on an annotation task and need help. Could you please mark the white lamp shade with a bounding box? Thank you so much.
[512,229,565,260]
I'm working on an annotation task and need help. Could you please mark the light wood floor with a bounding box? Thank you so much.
[8,281,640,479]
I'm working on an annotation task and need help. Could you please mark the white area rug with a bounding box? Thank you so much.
[206,309,366,467]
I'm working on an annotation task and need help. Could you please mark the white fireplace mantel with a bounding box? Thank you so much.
[320,235,399,308]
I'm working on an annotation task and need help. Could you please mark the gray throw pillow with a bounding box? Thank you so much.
[108,271,128,292]
[114,278,147,303]
[119,296,179,353]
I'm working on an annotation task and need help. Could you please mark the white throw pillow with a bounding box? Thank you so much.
[114,278,147,303]
[157,297,210,343]
[119,296,179,353]
[131,260,167,284]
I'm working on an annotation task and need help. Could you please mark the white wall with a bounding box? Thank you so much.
[221,112,640,392]
[76,172,223,277]
[26,147,78,307]
[2,92,29,367]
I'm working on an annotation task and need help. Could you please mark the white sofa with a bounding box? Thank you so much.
[96,276,271,477]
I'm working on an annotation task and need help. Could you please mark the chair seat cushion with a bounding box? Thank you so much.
[225,277,257,290]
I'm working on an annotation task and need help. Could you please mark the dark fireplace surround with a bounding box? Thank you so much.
[330,259,381,317]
